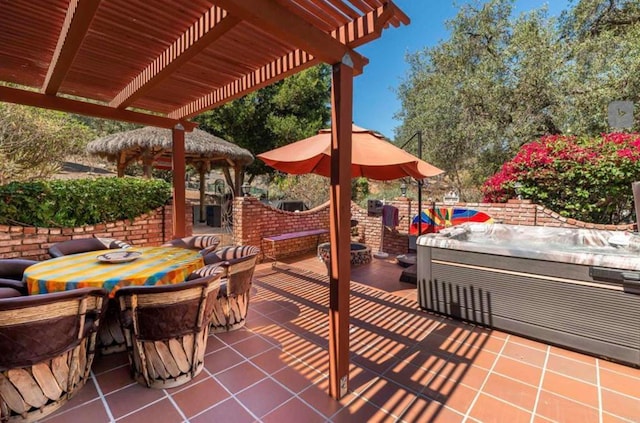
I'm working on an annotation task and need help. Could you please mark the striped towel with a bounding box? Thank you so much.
[382,205,399,228]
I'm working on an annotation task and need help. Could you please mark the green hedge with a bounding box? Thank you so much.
[0,178,172,227]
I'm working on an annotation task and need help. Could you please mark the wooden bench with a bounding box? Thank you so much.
[262,228,329,268]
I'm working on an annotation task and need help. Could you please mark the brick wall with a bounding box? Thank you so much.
[234,197,636,262]
[0,204,193,260]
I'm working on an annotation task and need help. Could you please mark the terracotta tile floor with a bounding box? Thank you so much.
[41,253,640,423]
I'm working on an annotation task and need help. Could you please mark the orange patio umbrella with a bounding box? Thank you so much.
[258,124,443,181]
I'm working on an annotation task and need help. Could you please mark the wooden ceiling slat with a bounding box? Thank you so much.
[169,3,404,119]
[0,0,408,124]
[0,85,195,130]
[215,0,367,69]
[42,0,102,95]
[325,0,359,19]
[110,6,239,108]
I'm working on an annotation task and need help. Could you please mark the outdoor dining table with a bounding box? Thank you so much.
[24,246,204,297]
[23,246,205,354]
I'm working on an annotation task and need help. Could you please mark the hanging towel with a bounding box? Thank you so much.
[382,205,399,228]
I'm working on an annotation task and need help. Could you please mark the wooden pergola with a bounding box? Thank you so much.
[0,0,409,399]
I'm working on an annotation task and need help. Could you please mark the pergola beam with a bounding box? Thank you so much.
[214,0,368,71]
[42,0,102,95]
[0,86,196,130]
[170,6,393,120]
[110,6,240,109]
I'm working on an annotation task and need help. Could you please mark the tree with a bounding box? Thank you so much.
[395,0,640,198]
[195,65,332,182]
[0,104,95,184]
[482,132,640,224]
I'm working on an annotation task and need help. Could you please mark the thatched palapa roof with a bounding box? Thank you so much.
[87,126,254,171]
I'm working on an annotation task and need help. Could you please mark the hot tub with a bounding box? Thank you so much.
[417,223,640,366]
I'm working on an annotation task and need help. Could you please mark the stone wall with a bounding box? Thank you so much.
[0,204,192,260]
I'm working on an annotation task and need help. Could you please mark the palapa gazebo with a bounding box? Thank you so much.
[87,126,254,220]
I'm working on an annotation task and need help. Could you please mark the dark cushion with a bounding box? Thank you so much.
[48,238,108,258]
[0,259,38,280]
[0,278,28,295]
[0,287,22,299]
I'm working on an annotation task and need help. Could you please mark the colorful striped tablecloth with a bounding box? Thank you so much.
[25,247,204,297]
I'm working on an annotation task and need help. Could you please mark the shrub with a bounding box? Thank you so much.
[482,133,640,224]
[0,178,172,227]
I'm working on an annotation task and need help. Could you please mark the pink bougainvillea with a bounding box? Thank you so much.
[481,133,640,224]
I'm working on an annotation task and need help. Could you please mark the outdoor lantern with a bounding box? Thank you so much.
[400,182,407,197]
[241,182,251,197]
[514,182,523,200]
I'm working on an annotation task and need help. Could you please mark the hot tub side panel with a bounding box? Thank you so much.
[417,246,640,367]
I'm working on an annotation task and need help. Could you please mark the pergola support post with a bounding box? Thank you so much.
[328,58,353,400]
[172,124,187,238]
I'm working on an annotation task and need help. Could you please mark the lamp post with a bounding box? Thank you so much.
[241,181,251,197]
[400,131,423,235]
[514,182,523,200]
[400,182,407,197]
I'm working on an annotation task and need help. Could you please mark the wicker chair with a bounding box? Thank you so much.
[0,259,38,297]
[162,235,221,255]
[0,288,108,422]
[197,245,260,332]
[48,237,131,258]
[115,271,223,389]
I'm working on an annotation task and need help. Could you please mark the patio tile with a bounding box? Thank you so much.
[215,361,268,394]
[535,391,599,422]
[104,383,165,419]
[91,352,129,375]
[251,346,292,374]
[601,388,640,421]
[230,334,277,358]
[501,341,547,368]
[599,367,640,398]
[298,383,355,418]
[95,365,135,395]
[203,346,246,374]
[261,397,326,423]
[550,345,597,365]
[358,376,419,418]
[546,353,598,383]
[482,373,538,410]
[329,396,388,423]
[40,398,110,423]
[190,398,256,423]
[235,377,294,418]
[116,398,183,423]
[541,370,599,407]
[171,377,231,418]
[271,363,318,393]
[383,360,436,394]
[492,356,543,386]
[399,396,465,423]
[468,393,532,423]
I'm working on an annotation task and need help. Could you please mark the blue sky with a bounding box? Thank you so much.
[352,0,571,140]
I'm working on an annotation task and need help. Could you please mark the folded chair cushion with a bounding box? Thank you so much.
[204,245,260,265]
[0,259,39,295]
[48,237,130,258]
[0,287,22,299]
[163,235,221,255]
